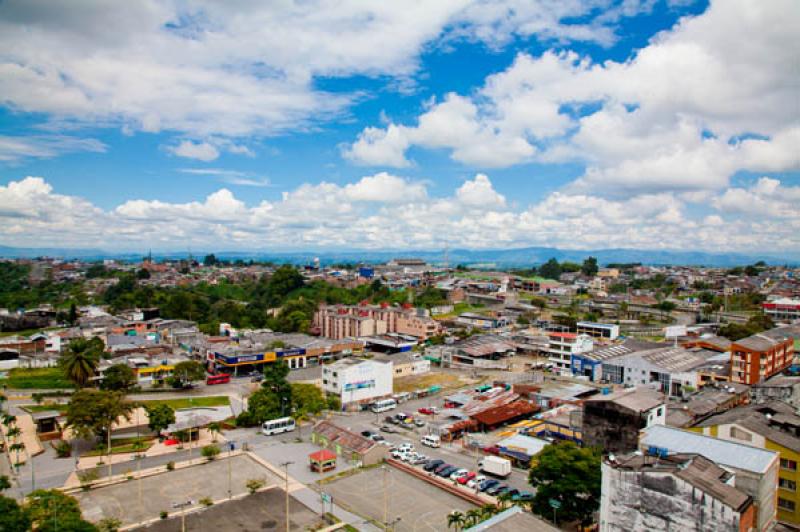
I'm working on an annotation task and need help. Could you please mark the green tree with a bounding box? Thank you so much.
[201,444,220,461]
[85,264,108,279]
[0,475,9,491]
[61,337,104,388]
[98,517,123,532]
[244,388,282,425]
[100,364,136,392]
[203,254,218,266]
[291,383,326,417]
[25,489,98,532]
[68,302,79,325]
[326,394,341,412]
[538,258,562,280]
[0,496,31,532]
[167,360,206,388]
[144,403,176,436]
[65,390,134,445]
[263,265,305,307]
[208,421,222,442]
[136,268,151,280]
[581,256,599,277]
[528,442,601,526]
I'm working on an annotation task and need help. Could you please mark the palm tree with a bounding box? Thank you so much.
[207,422,221,442]
[447,511,465,531]
[465,509,483,528]
[497,492,513,510]
[61,338,102,388]
[2,413,16,427]
[9,442,24,466]
[479,504,498,520]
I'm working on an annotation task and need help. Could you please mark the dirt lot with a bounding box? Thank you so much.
[393,371,484,393]
[325,465,476,531]
[133,489,322,531]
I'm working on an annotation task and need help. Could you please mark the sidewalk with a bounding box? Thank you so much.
[1,413,43,465]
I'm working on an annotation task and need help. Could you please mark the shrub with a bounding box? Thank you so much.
[53,440,71,458]
[201,444,220,461]
[78,469,99,490]
[246,478,265,494]
[166,461,175,471]
[98,517,122,532]
[160,511,168,519]
[199,497,213,507]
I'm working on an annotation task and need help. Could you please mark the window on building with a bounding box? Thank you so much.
[730,426,753,442]
[778,498,796,512]
[779,478,797,492]
[782,458,798,471]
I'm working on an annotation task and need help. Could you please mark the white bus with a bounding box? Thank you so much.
[262,417,296,436]
[371,399,397,413]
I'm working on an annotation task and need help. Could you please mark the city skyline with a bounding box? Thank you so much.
[1,0,798,253]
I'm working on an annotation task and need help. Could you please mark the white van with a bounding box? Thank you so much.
[421,434,441,448]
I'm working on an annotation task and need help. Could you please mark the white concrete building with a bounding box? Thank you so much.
[545,332,593,375]
[322,358,393,406]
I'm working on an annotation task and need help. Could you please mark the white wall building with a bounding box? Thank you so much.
[545,332,593,375]
[322,358,393,406]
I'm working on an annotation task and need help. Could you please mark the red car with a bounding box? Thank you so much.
[483,445,501,456]
[457,472,476,484]
[418,407,439,415]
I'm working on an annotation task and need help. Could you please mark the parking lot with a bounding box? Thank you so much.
[325,464,476,532]
[76,454,279,526]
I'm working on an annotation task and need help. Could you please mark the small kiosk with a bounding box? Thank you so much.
[309,449,337,473]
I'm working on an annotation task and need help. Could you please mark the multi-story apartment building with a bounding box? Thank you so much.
[730,327,796,385]
[545,332,593,375]
[313,304,441,340]
[322,358,393,407]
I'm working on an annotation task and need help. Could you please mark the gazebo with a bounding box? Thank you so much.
[309,449,337,473]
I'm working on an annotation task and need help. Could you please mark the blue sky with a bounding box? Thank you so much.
[0,0,798,254]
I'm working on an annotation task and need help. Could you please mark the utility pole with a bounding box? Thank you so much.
[227,441,234,499]
[107,422,112,480]
[281,461,294,531]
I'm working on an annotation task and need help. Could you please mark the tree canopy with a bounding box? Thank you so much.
[528,442,601,526]
[26,489,98,532]
[167,360,206,388]
[144,403,176,435]
[65,390,134,442]
[99,363,136,392]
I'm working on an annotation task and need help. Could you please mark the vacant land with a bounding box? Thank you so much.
[0,367,73,389]
[394,371,483,393]
[325,465,476,532]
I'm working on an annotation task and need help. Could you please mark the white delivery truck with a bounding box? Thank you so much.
[479,456,512,478]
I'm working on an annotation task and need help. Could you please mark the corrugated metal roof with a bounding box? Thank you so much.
[640,425,777,474]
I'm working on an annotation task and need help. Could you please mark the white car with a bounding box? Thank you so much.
[391,449,407,459]
[467,475,486,489]
[397,443,414,453]
[449,468,469,481]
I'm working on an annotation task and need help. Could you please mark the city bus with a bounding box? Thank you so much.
[370,398,397,413]
[206,373,231,385]
[261,417,296,436]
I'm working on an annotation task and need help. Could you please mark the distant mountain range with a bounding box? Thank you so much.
[1,244,797,268]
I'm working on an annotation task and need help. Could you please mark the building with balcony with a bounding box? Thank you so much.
[730,327,797,385]
[544,332,593,375]
[763,298,800,323]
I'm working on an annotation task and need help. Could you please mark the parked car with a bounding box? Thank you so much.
[410,454,428,465]
[486,483,507,496]
[418,407,439,415]
[386,416,400,425]
[512,491,534,502]
[414,419,426,427]
[370,434,385,442]
[458,472,477,485]
[479,479,500,492]
[379,440,393,447]
[467,475,486,489]
[423,459,444,472]
[361,430,375,438]
[483,445,501,456]
[449,468,469,481]
[391,449,407,460]
[504,488,520,499]
[438,465,458,478]
[380,424,397,433]
[397,443,414,453]
[249,374,264,383]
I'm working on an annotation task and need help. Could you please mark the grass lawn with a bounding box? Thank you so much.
[83,436,153,457]
[432,302,486,320]
[138,395,230,410]
[0,367,73,389]
[393,372,483,393]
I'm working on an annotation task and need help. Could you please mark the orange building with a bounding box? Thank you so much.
[730,328,796,385]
